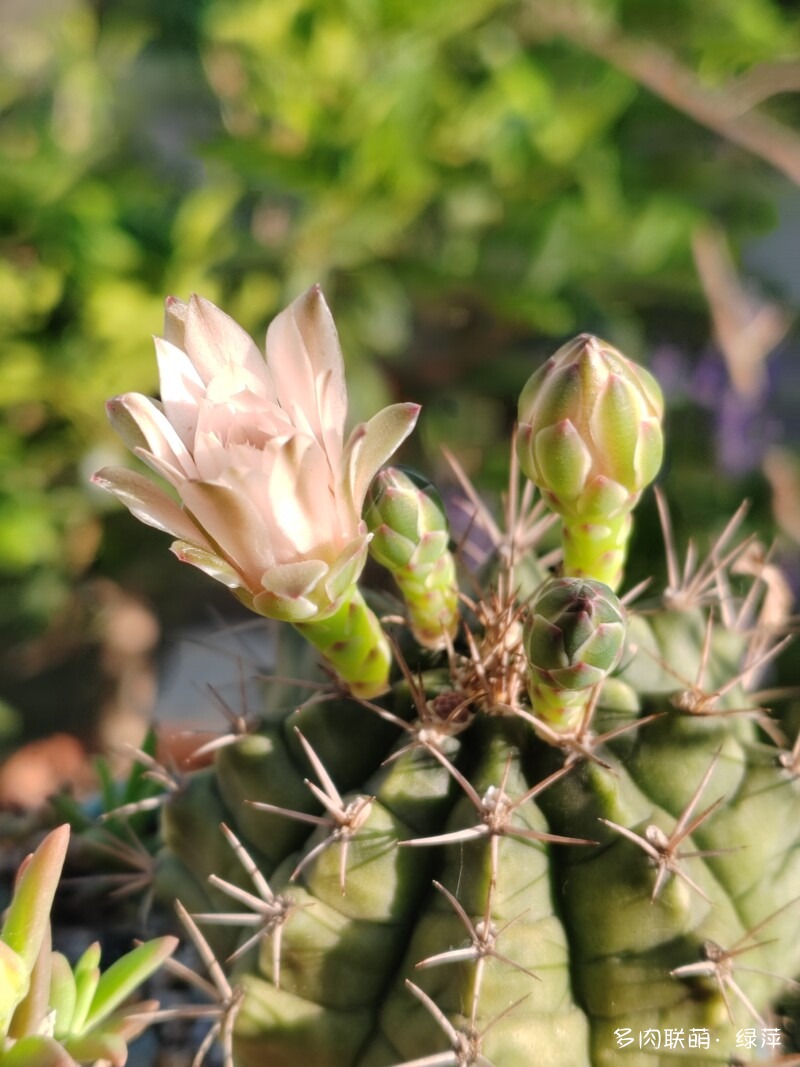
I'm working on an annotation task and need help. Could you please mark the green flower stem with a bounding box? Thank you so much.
[294,588,391,698]
[527,679,593,731]
[392,553,459,649]
[561,512,632,591]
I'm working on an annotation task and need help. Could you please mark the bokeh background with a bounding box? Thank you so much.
[3,0,800,804]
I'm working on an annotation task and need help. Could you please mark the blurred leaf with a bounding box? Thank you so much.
[1,825,69,974]
[0,1035,79,1067]
[49,953,77,1039]
[80,936,177,1034]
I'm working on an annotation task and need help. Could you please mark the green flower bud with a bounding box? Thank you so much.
[517,335,664,589]
[365,468,450,570]
[364,468,459,649]
[524,577,626,727]
[517,334,664,520]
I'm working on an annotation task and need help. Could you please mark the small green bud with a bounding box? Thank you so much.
[524,577,626,727]
[364,468,459,649]
[517,334,664,520]
[365,468,450,570]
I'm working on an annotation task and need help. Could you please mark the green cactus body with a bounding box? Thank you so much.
[534,713,800,1067]
[231,726,463,1066]
[152,581,800,1067]
[367,721,592,1067]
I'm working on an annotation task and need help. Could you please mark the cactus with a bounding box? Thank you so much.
[97,296,800,1066]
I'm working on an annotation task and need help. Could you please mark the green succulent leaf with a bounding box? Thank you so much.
[1,826,69,976]
[66,945,101,1038]
[0,1036,79,1067]
[49,954,77,1039]
[80,937,177,1035]
[0,941,29,1034]
[61,1031,128,1066]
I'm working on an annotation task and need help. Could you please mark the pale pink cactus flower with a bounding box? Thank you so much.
[94,286,420,623]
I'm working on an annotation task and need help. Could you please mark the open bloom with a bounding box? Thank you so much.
[94,287,419,623]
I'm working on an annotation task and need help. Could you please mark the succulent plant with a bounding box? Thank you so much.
[96,295,800,1066]
[0,825,176,1066]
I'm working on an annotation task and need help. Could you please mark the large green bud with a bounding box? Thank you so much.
[524,576,626,729]
[517,334,663,589]
[364,468,459,649]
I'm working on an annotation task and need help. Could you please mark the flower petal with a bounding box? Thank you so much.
[254,559,329,623]
[291,286,347,444]
[346,402,421,512]
[163,295,188,349]
[107,394,198,479]
[178,480,275,588]
[252,591,320,623]
[183,295,271,387]
[205,363,279,409]
[132,447,190,491]
[260,559,328,599]
[170,541,247,590]
[154,337,204,449]
[266,434,344,556]
[324,531,370,602]
[92,467,209,545]
[105,397,149,452]
[266,285,347,460]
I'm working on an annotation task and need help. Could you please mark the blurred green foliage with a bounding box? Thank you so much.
[2,0,799,646]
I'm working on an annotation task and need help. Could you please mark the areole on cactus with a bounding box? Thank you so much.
[93,297,800,1067]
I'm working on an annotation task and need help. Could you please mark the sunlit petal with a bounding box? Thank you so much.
[184,294,271,386]
[347,402,421,511]
[154,337,204,449]
[107,393,198,479]
[178,480,276,588]
[92,467,208,545]
[170,541,248,591]
[266,286,347,459]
